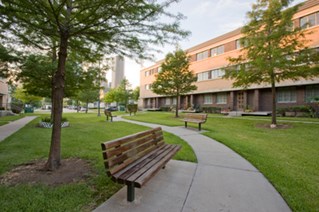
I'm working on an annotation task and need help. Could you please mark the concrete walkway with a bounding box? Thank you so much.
[94,117,291,212]
[0,116,37,142]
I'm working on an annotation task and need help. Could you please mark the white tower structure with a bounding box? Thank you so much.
[111,55,125,88]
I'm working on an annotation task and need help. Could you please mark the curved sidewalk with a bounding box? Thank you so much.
[95,117,291,212]
[0,116,37,142]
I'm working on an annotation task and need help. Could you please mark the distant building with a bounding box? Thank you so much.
[111,55,125,88]
[100,55,125,107]
[0,77,9,110]
[140,0,319,112]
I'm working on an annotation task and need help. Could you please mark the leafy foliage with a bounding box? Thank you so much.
[224,0,319,125]
[12,87,42,106]
[151,49,197,117]
[0,44,19,79]
[0,0,189,170]
[104,79,138,106]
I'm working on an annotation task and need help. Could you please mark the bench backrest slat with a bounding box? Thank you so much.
[101,127,164,175]
[184,113,208,122]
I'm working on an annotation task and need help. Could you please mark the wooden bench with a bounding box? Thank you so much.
[183,113,208,131]
[101,127,181,202]
[104,109,116,122]
[127,105,137,116]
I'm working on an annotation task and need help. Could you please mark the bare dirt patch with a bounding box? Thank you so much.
[255,123,292,129]
[0,158,93,186]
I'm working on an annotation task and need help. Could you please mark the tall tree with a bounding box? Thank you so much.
[151,49,197,117]
[131,87,140,103]
[104,78,134,107]
[0,0,189,170]
[224,0,319,127]
[76,66,104,113]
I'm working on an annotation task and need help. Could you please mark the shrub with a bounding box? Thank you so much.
[41,117,68,123]
[276,107,287,116]
[160,106,170,111]
[0,107,5,110]
[202,106,222,114]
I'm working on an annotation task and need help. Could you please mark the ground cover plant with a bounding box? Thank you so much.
[0,113,196,211]
[124,111,319,211]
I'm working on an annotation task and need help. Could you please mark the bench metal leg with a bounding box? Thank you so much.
[127,182,135,202]
[199,123,201,131]
[185,122,187,128]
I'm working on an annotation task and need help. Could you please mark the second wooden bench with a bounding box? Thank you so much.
[183,113,208,131]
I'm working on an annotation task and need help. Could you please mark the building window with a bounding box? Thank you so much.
[172,97,177,105]
[197,71,210,81]
[211,45,224,56]
[158,67,162,73]
[300,12,319,29]
[277,87,296,103]
[196,51,209,61]
[145,71,150,77]
[165,98,171,105]
[236,39,241,49]
[204,94,212,104]
[145,84,151,90]
[305,85,319,102]
[211,68,225,79]
[216,93,227,104]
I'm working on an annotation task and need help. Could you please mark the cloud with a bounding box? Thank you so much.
[191,0,254,18]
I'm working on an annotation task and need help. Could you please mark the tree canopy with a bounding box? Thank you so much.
[104,78,138,107]
[12,87,42,106]
[0,0,190,170]
[224,0,319,127]
[151,49,197,117]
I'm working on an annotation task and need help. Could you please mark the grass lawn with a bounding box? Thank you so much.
[0,112,196,211]
[124,112,319,211]
[0,114,25,126]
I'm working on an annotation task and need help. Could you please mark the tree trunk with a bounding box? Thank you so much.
[271,78,277,127]
[175,94,179,118]
[50,42,57,121]
[45,33,68,171]
[86,99,88,113]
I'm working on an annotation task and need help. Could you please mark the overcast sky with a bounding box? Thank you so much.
[124,0,305,87]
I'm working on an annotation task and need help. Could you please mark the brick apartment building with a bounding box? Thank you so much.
[139,0,319,112]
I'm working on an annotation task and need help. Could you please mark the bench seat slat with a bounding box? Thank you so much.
[125,144,178,183]
[183,119,205,123]
[107,141,164,175]
[134,145,181,187]
[116,144,174,183]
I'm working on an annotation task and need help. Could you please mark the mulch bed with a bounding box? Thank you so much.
[255,123,292,129]
[0,158,93,186]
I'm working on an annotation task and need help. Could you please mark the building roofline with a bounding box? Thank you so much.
[143,0,318,69]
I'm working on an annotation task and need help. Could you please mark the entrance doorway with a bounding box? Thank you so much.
[237,91,244,111]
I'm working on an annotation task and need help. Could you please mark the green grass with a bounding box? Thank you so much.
[124,112,319,211]
[125,111,185,126]
[0,112,196,211]
[0,114,25,126]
